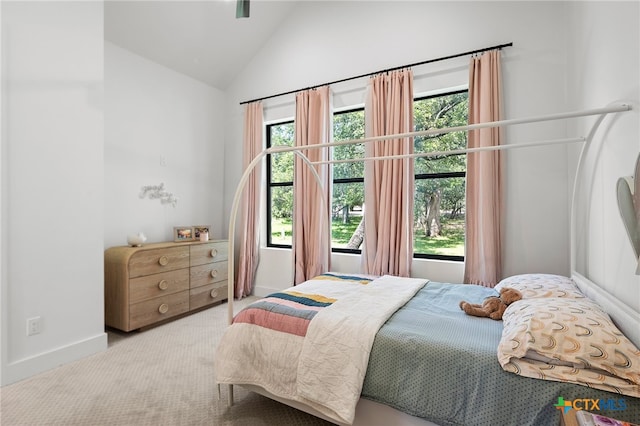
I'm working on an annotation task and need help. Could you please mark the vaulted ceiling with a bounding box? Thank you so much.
[104,1,300,90]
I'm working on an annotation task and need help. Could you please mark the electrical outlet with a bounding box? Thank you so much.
[160,155,167,167]
[27,317,41,336]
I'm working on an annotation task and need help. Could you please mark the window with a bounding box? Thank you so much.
[331,109,365,253]
[413,90,468,260]
[266,90,468,261]
[266,121,294,247]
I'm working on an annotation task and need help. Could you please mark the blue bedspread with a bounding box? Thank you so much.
[361,282,640,426]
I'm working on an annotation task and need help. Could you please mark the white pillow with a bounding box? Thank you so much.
[494,273,584,299]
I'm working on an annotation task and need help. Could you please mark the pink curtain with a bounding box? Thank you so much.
[293,87,331,285]
[362,70,414,277]
[235,102,263,298]
[464,50,504,287]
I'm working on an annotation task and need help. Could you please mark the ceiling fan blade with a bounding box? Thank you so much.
[236,0,250,18]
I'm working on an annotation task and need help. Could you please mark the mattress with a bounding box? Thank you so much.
[361,282,640,425]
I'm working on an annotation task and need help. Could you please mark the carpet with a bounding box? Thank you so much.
[0,298,332,426]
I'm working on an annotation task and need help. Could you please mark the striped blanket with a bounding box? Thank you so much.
[215,273,427,425]
[232,273,373,336]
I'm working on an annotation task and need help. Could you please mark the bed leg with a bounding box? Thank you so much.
[227,384,234,406]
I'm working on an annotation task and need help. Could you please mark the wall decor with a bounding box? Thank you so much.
[139,182,178,207]
[173,226,194,242]
[616,152,640,274]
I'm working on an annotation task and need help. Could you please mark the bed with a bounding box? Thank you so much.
[215,103,640,425]
[215,272,640,425]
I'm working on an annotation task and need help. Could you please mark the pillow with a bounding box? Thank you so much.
[494,273,584,299]
[498,297,640,397]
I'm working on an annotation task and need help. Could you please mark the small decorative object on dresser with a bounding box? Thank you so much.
[173,226,194,242]
[104,240,228,331]
[193,225,211,242]
[126,232,147,247]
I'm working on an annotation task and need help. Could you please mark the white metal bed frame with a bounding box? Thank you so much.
[221,103,637,424]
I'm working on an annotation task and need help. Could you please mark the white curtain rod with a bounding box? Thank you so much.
[263,104,631,156]
[311,137,586,165]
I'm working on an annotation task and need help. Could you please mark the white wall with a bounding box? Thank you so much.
[104,42,227,248]
[566,1,640,311]
[1,1,106,385]
[0,5,228,386]
[223,1,573,293]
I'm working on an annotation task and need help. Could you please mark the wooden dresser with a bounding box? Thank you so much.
[104,240,228,332]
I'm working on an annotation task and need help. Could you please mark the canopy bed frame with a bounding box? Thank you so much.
[218,102,638,425]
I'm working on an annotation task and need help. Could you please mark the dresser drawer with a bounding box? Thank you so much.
[129,246,189,278]
[129,269,189,304]
[129,291,189,330]
[190,261,228,288]
[190,281,227,310]
[190,241,228,267]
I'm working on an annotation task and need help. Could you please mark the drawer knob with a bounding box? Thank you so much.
[210,269,218,278]
[158,303,169,314]
[210,289,219,299]
[158,280,168,290]
[210,248,218,258]
[158,256,169,266]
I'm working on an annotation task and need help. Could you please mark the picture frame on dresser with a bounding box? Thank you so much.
[193,225,211,240]
[173,226,194,242]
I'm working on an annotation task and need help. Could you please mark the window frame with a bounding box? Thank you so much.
[330,107,365,254]
[266,120,295,249]
[412,89,468,262]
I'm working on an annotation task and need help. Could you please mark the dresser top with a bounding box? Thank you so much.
[105,239,227,261]
[107,239,226,250]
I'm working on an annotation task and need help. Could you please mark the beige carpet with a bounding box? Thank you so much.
[0,298,332,426]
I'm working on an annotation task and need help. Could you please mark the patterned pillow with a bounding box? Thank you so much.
[494,273,584,298]
[498,298,640,397]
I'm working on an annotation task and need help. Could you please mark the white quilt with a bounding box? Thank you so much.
[214,274,427,425]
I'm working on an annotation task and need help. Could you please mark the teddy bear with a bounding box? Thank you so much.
[459,287,523,320]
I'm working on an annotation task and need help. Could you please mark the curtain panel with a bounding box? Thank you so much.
[362,69,414,277]
[293,87,332,285]
[236,101,264,298]
[464,50,504,287]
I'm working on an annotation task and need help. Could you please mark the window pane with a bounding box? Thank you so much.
[271,152,294,183]
[269,122,294,183]
[331,182,364,249]
[333,110,365,180]
[414,93,468,174]
[413,177,465,257]
[269,185,293,245]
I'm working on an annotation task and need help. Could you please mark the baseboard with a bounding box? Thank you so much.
[253,286,280,298]
[1,332,108,386]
